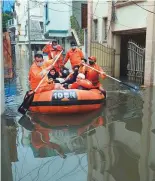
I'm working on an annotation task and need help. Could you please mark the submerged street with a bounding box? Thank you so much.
[2,57,155,181]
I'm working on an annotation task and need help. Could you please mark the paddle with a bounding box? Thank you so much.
[82,63,139,90]
[18,50,63,115]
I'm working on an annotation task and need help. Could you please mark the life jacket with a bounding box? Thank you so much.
[70,79,93,90]
[29,61,55,93]
[85,64,101,85]
[42,44,63,72]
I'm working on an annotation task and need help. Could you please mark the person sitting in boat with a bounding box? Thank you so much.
[62,65,80,87]
[42,39,64,72]
[79,58,87,73]
[48,68,60,83]
[60,66,70,78]
[63,41,84,69]
[82,56,107,96]
[29,53,64,93]
[69,73,93,90]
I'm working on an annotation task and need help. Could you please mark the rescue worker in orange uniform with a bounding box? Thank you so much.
[82,56,107,96]
[69,73,93,90]
[63,41,84,69]
[29,53,64,93]
[42,40,63,72]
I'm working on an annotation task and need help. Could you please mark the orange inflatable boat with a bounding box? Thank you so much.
[29,89,105,114]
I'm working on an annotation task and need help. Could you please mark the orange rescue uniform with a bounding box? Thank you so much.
[42,44,63,72]
[70,79,93,89]
[29,59,55,93]
[31,125,65,156]
[84,64,106,88]
[64,48,84,68]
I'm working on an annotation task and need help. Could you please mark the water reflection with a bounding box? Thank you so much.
[11,109,104,181]
[3,55,155,181]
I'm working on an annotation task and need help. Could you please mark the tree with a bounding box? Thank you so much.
[2,11,12,32]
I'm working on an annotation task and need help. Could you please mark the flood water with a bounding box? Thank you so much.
[2,56,155,181]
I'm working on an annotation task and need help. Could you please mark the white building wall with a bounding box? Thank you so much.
[92,1,108,43]
[114,2,148,32]
[15,0,45,43]
[44,0,72,37]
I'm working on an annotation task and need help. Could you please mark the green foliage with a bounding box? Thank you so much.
[70,16,84,45]
[2,12,12,31]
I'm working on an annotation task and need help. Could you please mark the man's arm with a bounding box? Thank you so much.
[79,49,84,59]
[63,51,70,65]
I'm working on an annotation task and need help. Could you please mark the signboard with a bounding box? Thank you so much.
[52,90,77,101]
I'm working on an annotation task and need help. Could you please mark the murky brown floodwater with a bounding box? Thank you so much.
[2,56,155,181]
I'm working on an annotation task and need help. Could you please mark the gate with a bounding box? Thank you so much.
[90,42,115,76]
[127,40,145,84]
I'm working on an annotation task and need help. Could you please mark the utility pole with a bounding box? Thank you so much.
[27,0,32,64]
[0,0,5,114]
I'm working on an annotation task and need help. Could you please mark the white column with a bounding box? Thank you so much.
[114,35,121,78]
[87,0,93,56]
[144,1,155,86]
[107,1,114,47]
[0,0,5,114]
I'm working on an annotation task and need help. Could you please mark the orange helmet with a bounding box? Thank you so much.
[88,56,96,62]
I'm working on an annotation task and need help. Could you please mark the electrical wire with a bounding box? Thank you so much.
[131,0,155,14]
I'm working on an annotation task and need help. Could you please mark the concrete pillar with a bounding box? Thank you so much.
[87,0,93,56]
[0,0,5,114]
[107,1,114,48]
[144,1,155,86]
[113,35,121,78]
[84,29,88,58]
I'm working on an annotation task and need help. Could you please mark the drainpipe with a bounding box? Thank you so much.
[0,0,5,114]
[87,0,93,57]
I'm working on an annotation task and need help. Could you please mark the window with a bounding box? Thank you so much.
[103,17,108,41]
[93,19,98,41]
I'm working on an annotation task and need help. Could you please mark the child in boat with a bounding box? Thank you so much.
[48,68,60,83]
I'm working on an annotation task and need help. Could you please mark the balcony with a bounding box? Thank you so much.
[7,19,17,29]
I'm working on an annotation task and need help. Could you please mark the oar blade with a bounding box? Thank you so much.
[121,82,140,91]
[18,92,35,115]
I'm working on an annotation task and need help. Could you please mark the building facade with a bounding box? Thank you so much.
[88,0,155,86]
[8,0,49,59]
[44,0,86,54]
